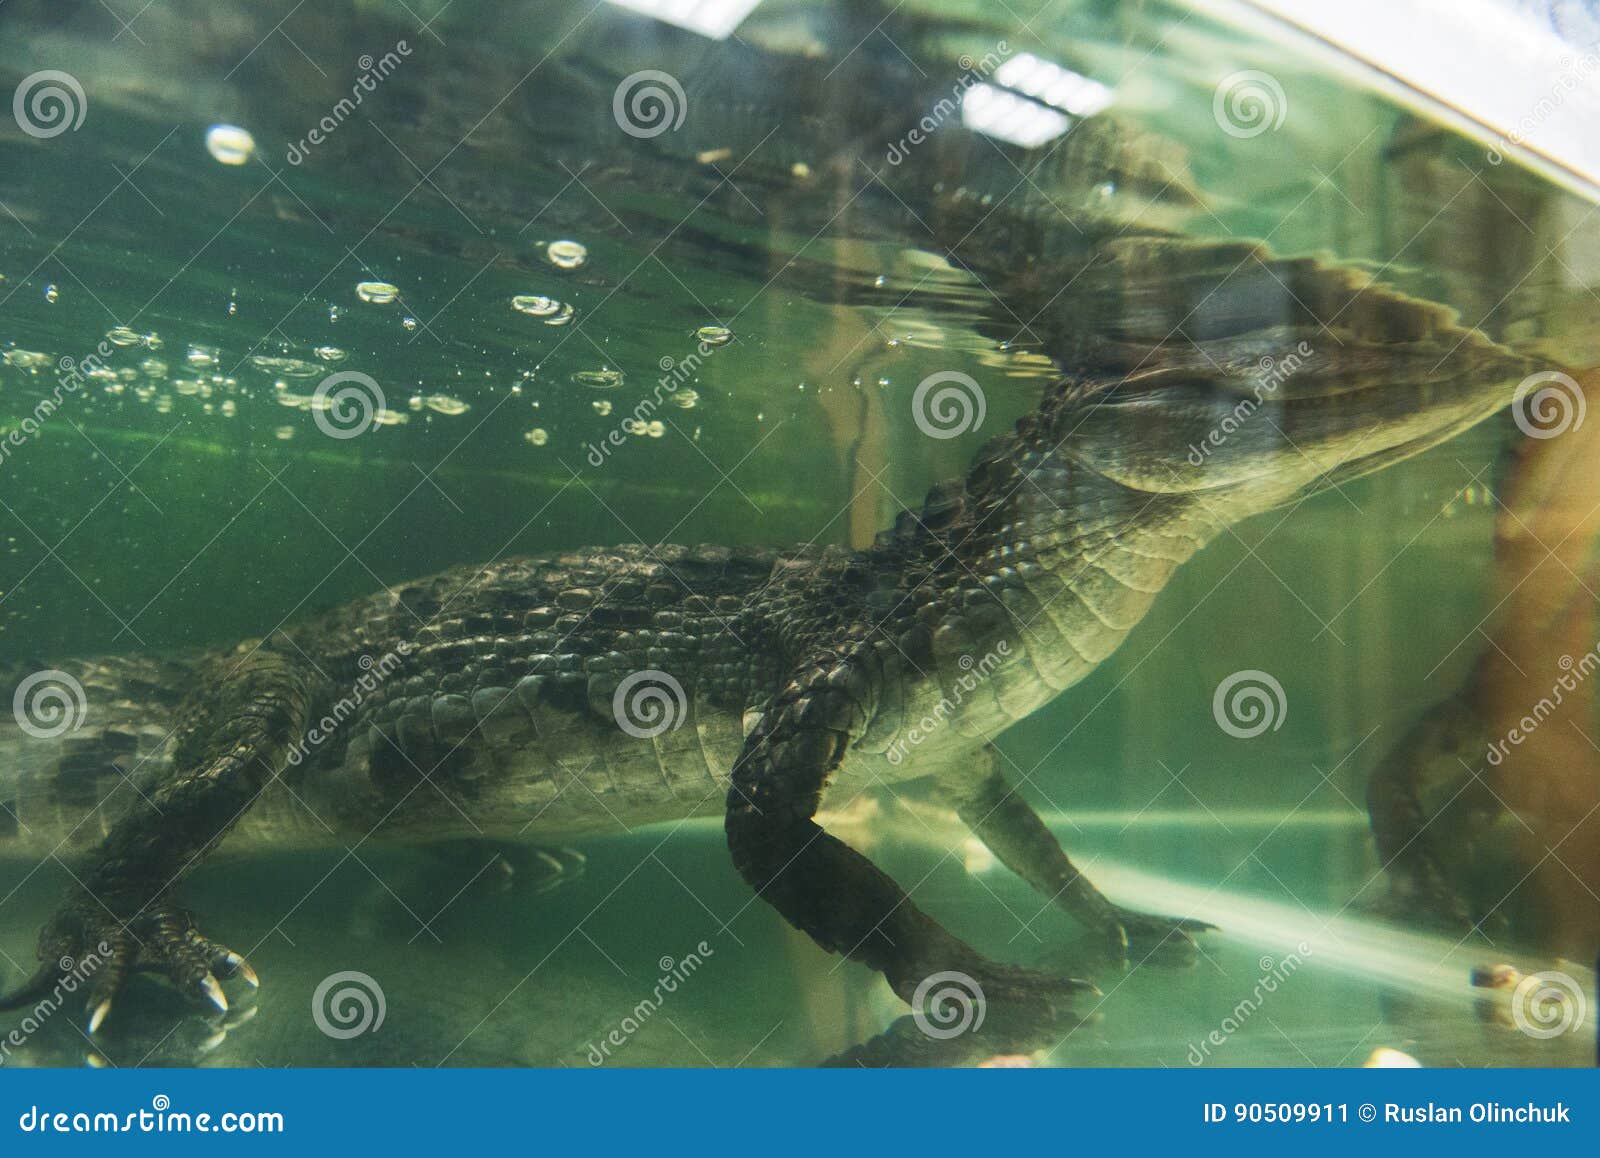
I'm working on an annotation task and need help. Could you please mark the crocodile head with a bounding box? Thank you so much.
[1048,245,1542,520]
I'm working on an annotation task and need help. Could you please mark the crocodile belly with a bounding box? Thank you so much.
[307,684,752,841]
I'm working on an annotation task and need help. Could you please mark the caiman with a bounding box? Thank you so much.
[0,246,1539,1035]
[0,3,1550,1041]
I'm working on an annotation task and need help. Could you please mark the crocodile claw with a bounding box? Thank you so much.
[0,894,258,1035]
[1100,906,1216,969]
[199,974,229,1015]
[896,956,1098,1035]
[220,951,260,989]
[87,999,112,1036]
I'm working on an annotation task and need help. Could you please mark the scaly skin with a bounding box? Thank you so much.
[0,232,1540,1034]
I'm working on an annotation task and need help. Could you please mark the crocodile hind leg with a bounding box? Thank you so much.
[0,648,314,1031]
[934,745,1213,967]
[726,653,1095,1033]
[1365,687,1511,937]
[1366,697,1477,930]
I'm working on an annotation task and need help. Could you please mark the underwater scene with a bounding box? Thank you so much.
[0,0,1596,1069]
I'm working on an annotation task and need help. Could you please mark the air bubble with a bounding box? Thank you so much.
[250,355,321,378]
[356,281,400,304]
[424,393,469,415]
[513,295,576,326]
[512,294,561,316]
[206,124,256,166]
[571,368,624,389]
[545,240,587,270]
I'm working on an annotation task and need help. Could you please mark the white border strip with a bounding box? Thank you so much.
[1194,0,1600,202]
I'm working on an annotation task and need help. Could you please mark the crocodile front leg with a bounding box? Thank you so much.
[0,648,314,1031]
[725,652,1094,1032]
[936,745,1213,967]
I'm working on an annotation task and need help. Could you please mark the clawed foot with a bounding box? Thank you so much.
[1093,906,1216,968]
[966,960,1099,1017]
[0,895,258,1035]
[895,955,1097,1030]
[847,959,1096,1067]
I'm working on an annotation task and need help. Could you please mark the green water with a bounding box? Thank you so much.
[1,0,1596,1066]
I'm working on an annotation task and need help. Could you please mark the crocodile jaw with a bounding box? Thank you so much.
[1054,335,1536,521]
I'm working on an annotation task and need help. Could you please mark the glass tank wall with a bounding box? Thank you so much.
[0,0,1595,1066]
